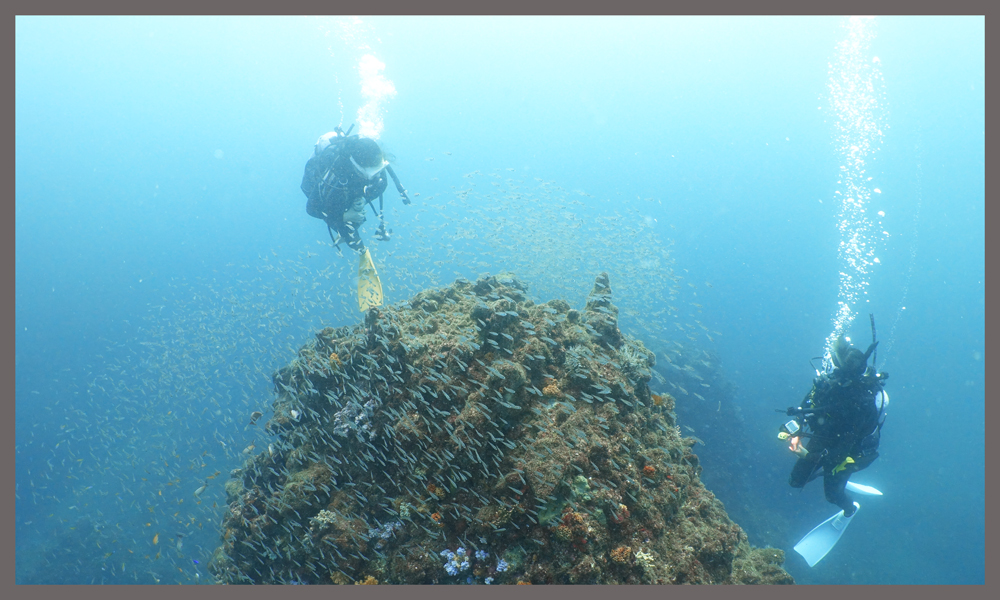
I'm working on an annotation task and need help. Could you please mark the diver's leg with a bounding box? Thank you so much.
[852,452,878,473]
[328,217,364,252]
[341,198,367,252]
[344,222,365,252]
[335,220,365,252]
[824,469,856,515]
[789,458,815,489]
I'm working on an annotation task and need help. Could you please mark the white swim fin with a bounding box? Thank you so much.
[793,502,860,567]
[846,481,883,496]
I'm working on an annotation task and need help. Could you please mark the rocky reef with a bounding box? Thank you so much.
[210,272,793,585]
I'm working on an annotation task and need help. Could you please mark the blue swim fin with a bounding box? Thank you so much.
[793,502,860,567]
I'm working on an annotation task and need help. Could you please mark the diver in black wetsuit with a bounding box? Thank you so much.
[300,126,410,253]
[783,335,888,517]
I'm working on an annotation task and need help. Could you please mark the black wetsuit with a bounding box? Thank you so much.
[789,371,885,515]
[301,136,388,251]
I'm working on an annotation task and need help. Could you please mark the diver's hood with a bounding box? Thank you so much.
[350,155,389,180]
[832,340,878,379]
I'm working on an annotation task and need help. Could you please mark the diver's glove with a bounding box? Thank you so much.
[374,224,393,242]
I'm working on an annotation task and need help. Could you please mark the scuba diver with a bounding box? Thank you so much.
[300,125,411,311]
[301,125,410,252]
[777,315,888,566]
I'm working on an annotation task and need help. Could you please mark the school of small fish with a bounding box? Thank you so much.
[15,171,725,584]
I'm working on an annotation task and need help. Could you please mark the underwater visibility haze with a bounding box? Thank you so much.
[14,16,984,585]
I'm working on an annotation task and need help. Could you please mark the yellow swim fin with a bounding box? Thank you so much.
[358,247,383,312]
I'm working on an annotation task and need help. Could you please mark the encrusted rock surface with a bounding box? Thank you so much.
[210,272,794,585]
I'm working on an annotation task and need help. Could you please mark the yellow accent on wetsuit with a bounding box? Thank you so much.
[831,456,855,475]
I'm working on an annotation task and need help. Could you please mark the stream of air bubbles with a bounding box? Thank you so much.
[316,16,397,140]
[823,16,889,369]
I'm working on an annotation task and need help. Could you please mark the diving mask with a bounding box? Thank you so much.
[350,155,389,180]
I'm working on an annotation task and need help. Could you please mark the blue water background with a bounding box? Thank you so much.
[15,16,984,584]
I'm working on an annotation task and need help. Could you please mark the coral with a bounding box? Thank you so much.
[440,548,471,577]
[210,272,793,585]
[635,548,655,570]
[356,576,378,584]
[609,503,630,525]
[542,383,561,397]
[554,525,573,542]
[610,546,632,564]
[616,339,654,382]
[310,510,337,531]
[563,345,594,379]
[651,392,675,408]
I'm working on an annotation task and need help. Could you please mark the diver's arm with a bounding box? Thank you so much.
[301,153,328,199]
[385,165,410,205]
[789,436,809,458]
[363,174,389,202]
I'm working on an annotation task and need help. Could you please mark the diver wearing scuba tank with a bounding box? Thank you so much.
[784,327,888,517]
[301,125,411,253]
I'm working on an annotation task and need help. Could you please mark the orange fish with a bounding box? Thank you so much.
[153,533,159,545]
